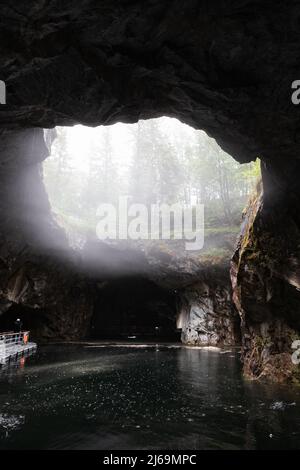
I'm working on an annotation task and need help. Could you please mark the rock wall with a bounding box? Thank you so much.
[1,1,300,169]
[231,180,300,383]
[0,128,93,340]
[178,267,240,347]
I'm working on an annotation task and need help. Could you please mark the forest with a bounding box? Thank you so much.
[43,117,260,242]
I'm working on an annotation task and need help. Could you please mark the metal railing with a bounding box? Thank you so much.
[0,331,36,367]
[0,331,30,350]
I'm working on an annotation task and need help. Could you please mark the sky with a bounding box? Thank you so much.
[65,117,197,174]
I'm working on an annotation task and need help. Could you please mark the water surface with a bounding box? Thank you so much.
[0,344,300,449]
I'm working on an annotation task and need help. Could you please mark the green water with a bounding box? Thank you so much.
[0,344,300,449]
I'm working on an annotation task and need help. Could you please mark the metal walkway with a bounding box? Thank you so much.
[0,331,37,366]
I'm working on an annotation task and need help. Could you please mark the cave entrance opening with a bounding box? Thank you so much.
[43,117,260,253]
[42,116,259,342]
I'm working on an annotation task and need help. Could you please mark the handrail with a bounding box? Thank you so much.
[0,332,30,346]
[0,331,30,337]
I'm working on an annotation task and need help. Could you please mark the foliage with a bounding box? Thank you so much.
[43,118,260,233]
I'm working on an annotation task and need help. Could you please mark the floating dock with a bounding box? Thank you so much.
[0,331,37,366]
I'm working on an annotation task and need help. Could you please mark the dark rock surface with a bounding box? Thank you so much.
[231,182,300,383]
[0,128,93,340]
[80,235,237,287]
[1,1,300,167]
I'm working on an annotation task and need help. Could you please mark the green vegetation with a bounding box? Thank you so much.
[43,118,260,238]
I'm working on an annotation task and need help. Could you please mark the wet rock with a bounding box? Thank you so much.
[0,128,93,340]
[1,1,300,170]
[230,181,300,383]
[178,268,240,347]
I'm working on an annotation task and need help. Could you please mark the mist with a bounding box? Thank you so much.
[43,117,259,272]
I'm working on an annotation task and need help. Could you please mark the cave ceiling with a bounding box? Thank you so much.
[0,0,300,168]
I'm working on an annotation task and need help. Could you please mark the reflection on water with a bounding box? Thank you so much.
[0,345,300,449]
[0,349,36,375]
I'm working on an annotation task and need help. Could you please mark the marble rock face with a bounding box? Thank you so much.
[179,276,239,347]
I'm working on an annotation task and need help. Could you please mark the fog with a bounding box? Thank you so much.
[43,117,260,264]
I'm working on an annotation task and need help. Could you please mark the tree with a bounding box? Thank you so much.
[82,126,119,221]
[43,127,80,215]
[43,118,261,234]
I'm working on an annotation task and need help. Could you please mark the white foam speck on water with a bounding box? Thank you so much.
[0,414,25,431]
[270,401,285,410]
[270,401,297,411]
[13,357,119,385]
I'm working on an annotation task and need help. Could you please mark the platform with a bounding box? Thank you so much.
[0,332,37,366]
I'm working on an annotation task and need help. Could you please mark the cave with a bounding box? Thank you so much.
[91,277,179,340]
[2,0,300,453]
[1,1,300,387]
[0,303,46,334]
